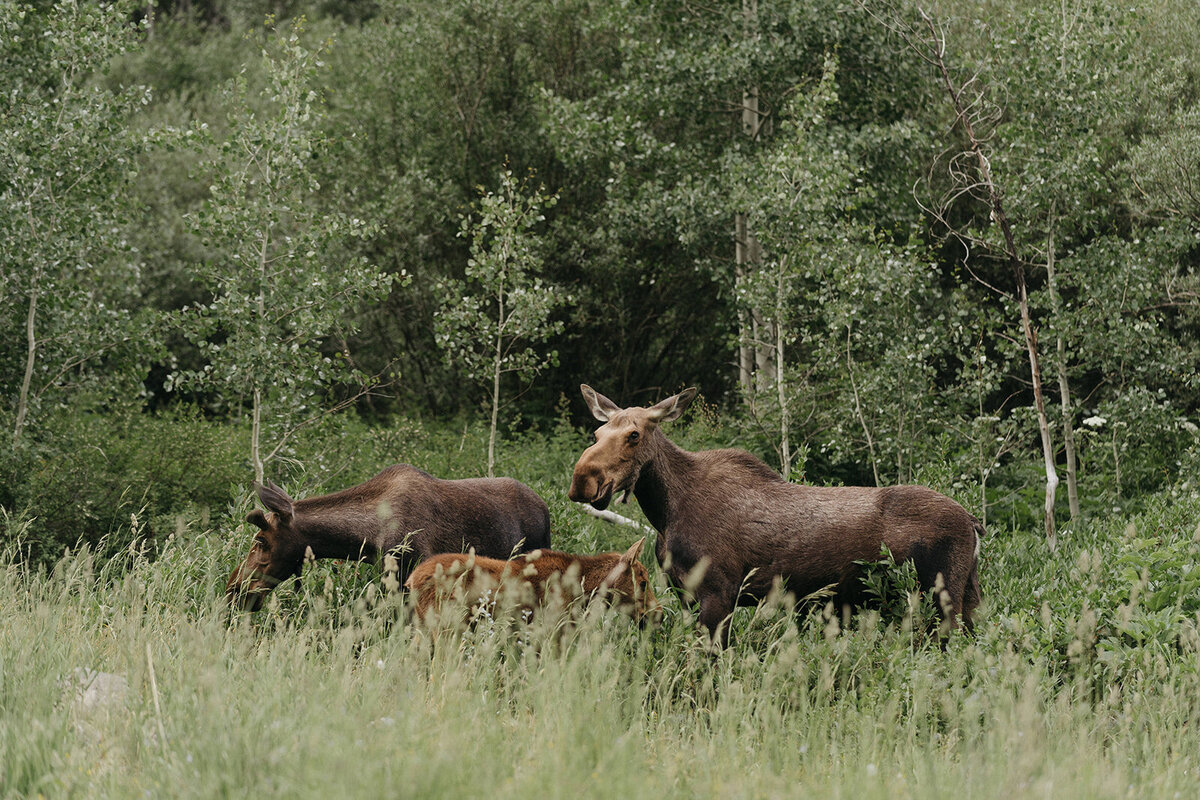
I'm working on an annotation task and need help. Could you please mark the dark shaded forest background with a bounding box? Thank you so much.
[3,0,1200,562]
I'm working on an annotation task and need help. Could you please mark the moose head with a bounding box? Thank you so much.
[568,384,698,510]
[225,481,310,611]
[596,537,662,626]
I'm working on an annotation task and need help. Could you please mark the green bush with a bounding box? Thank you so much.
[0,408,247,565]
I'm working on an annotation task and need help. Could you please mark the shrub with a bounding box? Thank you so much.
[0,408,247,564]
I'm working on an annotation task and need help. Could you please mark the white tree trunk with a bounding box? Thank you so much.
[488,342,500,479]
[1046,224,1080,518]
[776,263,790,479]
[1017,275,1059,547]
[488,261,507,479]
[252,213,270,485]
[251,387,264,485]
[847,324,882,486]
[735,215,753,395]
[736,0,774,394]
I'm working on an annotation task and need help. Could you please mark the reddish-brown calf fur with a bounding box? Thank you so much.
[404,539,660,626]
[226,465,551,611]
[568,385,983,646]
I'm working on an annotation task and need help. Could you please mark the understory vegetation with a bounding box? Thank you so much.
[3,417,1200,798]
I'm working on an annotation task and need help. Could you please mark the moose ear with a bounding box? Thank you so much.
[581,384,622,422]
[604,538,646,587]
[246,509,270,531]
[646,387,698,423]
[255,480,294,523]
[621,537,646,565]
[602,559,629,588]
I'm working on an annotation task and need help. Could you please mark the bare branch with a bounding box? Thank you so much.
[574,504,656,536]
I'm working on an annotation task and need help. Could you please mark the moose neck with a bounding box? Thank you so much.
[632,430,695,533]
[292,500,381,561]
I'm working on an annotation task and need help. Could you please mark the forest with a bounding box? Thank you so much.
[3,0,1200,797]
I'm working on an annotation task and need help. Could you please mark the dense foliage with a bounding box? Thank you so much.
[5,0,1200,556]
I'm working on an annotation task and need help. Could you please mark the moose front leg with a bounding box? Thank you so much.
[697,586,736,649]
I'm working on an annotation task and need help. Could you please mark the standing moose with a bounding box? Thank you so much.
[568,385,982,646]
[226,465,551,611]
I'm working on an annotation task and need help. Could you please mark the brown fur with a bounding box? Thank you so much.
[226,465,551,611]
[404,539,660,627]
[568,385,983,646]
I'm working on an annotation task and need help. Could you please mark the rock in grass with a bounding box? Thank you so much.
[64,668,129,715]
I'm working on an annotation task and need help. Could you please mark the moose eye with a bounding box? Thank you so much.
[255,536,270,550]
[628,430,640,444]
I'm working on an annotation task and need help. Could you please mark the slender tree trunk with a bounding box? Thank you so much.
[1016,271,1059,546]
[488,337,501,479]
[920,9,1058,545]
[252,207,270,485]
[847,324,881,486]
[1051,10,1081,521]
[1113,431,1121,498]
[735,216,753,395]
[13,267,40,445]
[979,473,988,531]
[1046,223,1080,518]
[775,258,790,478]
[975,350,990,530]
[251,387,264,485]
[736,0,773,394]
[487,263,507,479]
[753,308,773,393]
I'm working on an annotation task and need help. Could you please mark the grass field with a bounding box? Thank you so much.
[3,419,1199,799]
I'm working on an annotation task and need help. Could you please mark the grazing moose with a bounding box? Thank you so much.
[226,465,551,611]
[405,539,661,628]
[568,385,983,646]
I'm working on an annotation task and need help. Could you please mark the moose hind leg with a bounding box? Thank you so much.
[961,565,981,632]
[908,540,968,630]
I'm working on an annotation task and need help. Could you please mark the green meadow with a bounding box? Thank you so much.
[3,417,1198,799]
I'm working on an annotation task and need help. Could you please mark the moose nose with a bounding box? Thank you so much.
[568,470,594,503]
[639,601,664,629]
[226,571,265,612]
[229,587,266,612]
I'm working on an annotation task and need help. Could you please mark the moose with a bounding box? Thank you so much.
[226,465,551,611]
[404,538,661,627]
[568,385,983,646]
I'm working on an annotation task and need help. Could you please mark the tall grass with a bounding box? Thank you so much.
[4,500,1200,798]
[3,418,1200,798]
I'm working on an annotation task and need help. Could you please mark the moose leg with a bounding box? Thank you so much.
[962,565,981,632]
[942,548,982,633]
[909,540,975,633]
[697,588,736,649]
[833,562,868,620]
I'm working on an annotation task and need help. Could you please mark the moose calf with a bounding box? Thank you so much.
[404,539,661,628]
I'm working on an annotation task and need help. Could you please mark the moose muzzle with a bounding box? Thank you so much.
[568,468,615,510]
